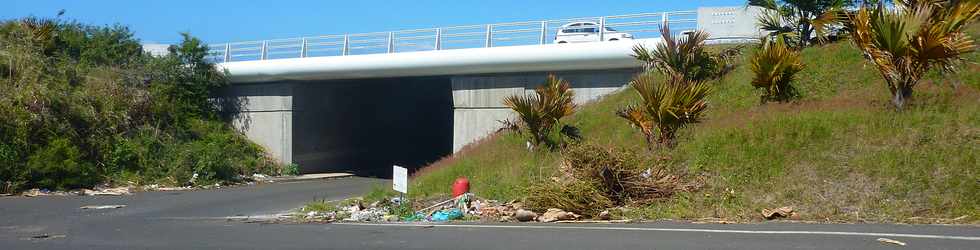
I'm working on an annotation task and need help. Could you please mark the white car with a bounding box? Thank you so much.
[554,22,634,44]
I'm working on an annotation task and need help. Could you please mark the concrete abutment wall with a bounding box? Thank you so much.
[450,68,639,152]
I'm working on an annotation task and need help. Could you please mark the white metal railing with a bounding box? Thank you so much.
[207,10,702,63]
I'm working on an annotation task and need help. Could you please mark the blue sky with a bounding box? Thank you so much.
[6,0,744,44]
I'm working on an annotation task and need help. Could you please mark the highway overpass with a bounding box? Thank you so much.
[214,6,763,175]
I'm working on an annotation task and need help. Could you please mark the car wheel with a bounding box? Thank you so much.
[557,41,568,44]
[609,38,619,41]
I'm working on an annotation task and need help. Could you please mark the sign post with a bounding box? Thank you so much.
[392,165,408,207]
[392,165,408,194]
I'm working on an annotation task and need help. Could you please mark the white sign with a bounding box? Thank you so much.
[392,165,408,193]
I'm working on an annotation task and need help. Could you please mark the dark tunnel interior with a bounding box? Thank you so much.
[291,76,453,178]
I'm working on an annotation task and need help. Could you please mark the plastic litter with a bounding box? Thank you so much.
[430,209,463,222]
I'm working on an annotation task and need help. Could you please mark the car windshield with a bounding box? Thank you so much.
[604,27,617,32]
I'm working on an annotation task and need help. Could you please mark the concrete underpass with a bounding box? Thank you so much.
[222,69,638,177]
[224,77,454,176]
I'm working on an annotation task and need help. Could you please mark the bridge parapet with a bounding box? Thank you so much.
[208,6,761,63]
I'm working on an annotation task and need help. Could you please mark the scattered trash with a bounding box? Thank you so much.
[156,186,193,191]
[80,205,127,210]
[877,238,907,246]
[315,190,625,224]
[84,187,131,196]
[22,188,50,197]
[598,210,611,220]
[761,206,796,220]
[538,208,581,222]
[430,209,464,222]
[452,177,470,197]
[514,209,538,222]
[345,207,387,222]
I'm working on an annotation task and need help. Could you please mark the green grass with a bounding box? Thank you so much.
[409,25,980,223]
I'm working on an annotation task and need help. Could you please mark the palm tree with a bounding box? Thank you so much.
[502,75,576,149]
[749,0,849,48]
[750,35,806,102]
[632,26,717,82]
[850,0,980,110]
[618,73,711,147]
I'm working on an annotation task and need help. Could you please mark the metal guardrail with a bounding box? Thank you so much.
[207,10,700,62]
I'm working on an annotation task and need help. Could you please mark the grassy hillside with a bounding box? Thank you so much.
[407,23,980,223]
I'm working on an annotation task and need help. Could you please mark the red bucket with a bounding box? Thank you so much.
[452,177,470,197]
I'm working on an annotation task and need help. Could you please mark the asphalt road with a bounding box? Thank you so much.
[1,177,978,250]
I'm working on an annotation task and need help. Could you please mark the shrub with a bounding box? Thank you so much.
[502,75,577,150]
[26,138,99,189]
[750,36,805,102]
[0,18,282,191]
[850,1,980,110]
[632,26,718,82]
[618,73,711,147]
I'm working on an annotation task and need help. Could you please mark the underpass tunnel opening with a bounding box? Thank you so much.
[292,76,453,178]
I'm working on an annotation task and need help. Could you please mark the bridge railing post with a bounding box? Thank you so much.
[485,24,493,48]
[223,43,231,62]
[598,17,606,42]
[388,32,395,53]
[260,41,268,60]
[434,28,442,51]
[300,38,308,58]
[387,32,395,53]
[539,21,547,45]
[342,34,350,56]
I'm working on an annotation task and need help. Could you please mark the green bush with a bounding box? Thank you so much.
[26,138,99,189]
[0,17,283,191]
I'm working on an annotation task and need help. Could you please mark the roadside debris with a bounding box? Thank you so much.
[598,210,611,220]
[877,238,907,246]
[83,187,132,196]
[761,206,797,220]
[430,209,464,222]
[80,205,127,210]
[156,186,194,191]
[21,188,74,197]
[1,181,12,196]
[514,209,537,222]
[346,208,387,222]
[538,208,581,222]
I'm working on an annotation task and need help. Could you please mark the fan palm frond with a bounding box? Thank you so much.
[632,26,716,82]
[850,0,979,109]
[620,73,710,147]
[749,35,805,102]
[502,75,576,149]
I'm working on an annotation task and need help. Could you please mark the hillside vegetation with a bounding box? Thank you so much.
[0,18,286,192]
[408,23,980,223]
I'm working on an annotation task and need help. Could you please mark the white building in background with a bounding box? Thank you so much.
[142,43,171,57]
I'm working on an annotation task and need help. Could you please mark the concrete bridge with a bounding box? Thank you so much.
[214,6,762,175]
